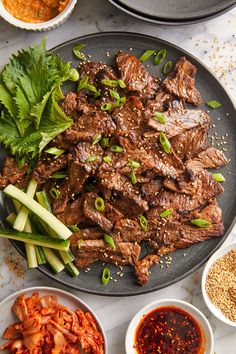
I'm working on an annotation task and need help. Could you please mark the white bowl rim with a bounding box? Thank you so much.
[0,0,77,30]
[125,298,214,354]
[0,286,107,353]
[202,241,236,327]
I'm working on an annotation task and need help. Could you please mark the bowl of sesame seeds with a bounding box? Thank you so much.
[202,242,236,327]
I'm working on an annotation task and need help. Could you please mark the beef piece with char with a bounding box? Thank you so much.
[33,154,68,184]
[0,157,29,189]
[134,255,160,286]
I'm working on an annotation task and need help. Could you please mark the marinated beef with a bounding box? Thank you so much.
[33,154,68,184]
[0,157,28,189]
[134,255,160,285]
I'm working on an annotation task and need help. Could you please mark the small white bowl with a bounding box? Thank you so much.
[126,298,214,354]
[202,242,236,327]
[0,0,78,31]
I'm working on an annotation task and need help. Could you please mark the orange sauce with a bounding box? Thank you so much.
[3,0,70,23]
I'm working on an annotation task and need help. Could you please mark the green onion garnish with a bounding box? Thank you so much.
[128,160,140,169]
[212,173,225,182]
[160,209,173,218]
[85,83,100,96]
[50,187,60,199]
[103,156,112,163]
[139,215,148,232]
[159,132,171,154]
[69,68,80,82]
[101,103,113,111]
[104,234,116,249]
[72,43,87,60]
[114,96,126,107]
[117,79,126,88]
[109,89,120,100]
[95,197,105,212]
[45,147,65,156]
[102,268,111,285]
[77,240,84,249]
[154,49,167,65]
[130,170,137,185]
[139,49,156,63]
[191,219,212,228]
[101,79,118,87]
[78,75,89,91]
[162,61,172,75]
[50,172,67,179]
[110,145,123,153]
[86,155,98,162]
[154,112,167,124]
[92,133,102,145]
[100,137,109,148]
[206,100,222,109]
[69,224,79,232]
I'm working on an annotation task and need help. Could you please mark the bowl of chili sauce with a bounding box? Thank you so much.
[125,299,214,354]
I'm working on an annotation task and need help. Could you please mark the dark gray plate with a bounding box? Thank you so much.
[2,32,236,296]
[109,0,236,25]
[116,0,236,20]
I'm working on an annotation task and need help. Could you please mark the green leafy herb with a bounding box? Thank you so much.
[154,49,167,65]
[50,187,60,199]
[130,170,137,185]
[100,137,109,148]
[77,76,89,91]
[159,132,171,154]
[86,155,98,162]
[95,197,105,212]
[45,147,65,156]
[103,156,112,163]
[72,43,87,60]
[0,39,72,166]
[162,61,172,75]
[102,268,111,285]
[110,145,123,153]
[139,215,148,232]
[191,219,212,228]
[160,209,173,218]
[92,133,102,145]
[101,103,113,111]
[128,160,140,169]
[139,49,156,63]
[109,89,120,100]
[154,112,166,124]
[104,234,116,249]
[50,172,67,179]
[206,100,222,109]
[212,173,225,182]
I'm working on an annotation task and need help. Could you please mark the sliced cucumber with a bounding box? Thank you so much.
[0,228,69,251]
[4,185,72,240]
[13,178,38,232]
[25,243,38,268]
[35,246,47,265]
[36,191,52,212]
[43,248,65,273]
[59,249,75,264]
[65,261,79,277]
[6,212,16,225]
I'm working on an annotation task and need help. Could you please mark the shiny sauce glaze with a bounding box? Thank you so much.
[134,306,205,354]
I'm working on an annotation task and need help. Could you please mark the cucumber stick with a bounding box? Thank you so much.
[4,184,72,240]
[65,262,80,277]
[43,248,65,273]
[35,246,47,265]
[60,249,75,264]
[0,229,69,251]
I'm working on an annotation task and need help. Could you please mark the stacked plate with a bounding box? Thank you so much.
[108,0,236,25]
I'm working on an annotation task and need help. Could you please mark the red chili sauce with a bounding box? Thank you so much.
[134,306,205,354]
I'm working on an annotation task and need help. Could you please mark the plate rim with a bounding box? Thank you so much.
[9,31,236,296]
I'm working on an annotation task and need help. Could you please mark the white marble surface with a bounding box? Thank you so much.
[0,1,236,353]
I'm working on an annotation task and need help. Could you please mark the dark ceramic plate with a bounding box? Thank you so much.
[2,32,236,296]
[108,0,236,25]
[116,0,236,20]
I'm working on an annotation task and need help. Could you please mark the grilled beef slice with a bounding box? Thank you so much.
[33,154,68,184]
[56,198,86,226]
[0,157,28,189]
[79,62,117,85]
[163,57,202,106]
[113,218,145,243]
[134,255,160,286]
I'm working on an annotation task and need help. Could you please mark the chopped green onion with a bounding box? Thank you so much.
[100,137,109,148]
[92,133,102,145]
[102,268,111,285]
[162,61,172,75]
[139,49,156,63]
[50,187,60,200]
[103,156,112,163]
[212,173,225,182]
[85,83,100,96]
[86,155,98,162]
[104,233,116,249]
[69,68,80,82]
[109,89,120,100]
[159,132,171,154]
[78,76,89,91]
[50,172,67,179]
[206,100,222,109]
[101,103,113,111]
[69,224,79,232]
[117,79,126,88]
[114,96,126,107]
[95,197,105,212]
[139,215,148,232]
[154,112,166,124]
[45,147,65,156]
[191,219,212,228]
[160,209,173,218]
[110,145,123,153]
[128,160,140,169]
[72,43,87,60]
[77,239,84,249]
[130,170,137,185]
[101,79,118,87]
[154,49,167,65]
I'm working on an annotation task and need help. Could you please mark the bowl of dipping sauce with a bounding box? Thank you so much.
[126,299,213,354]
[202,242,236,327]
[0,0,78,31]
